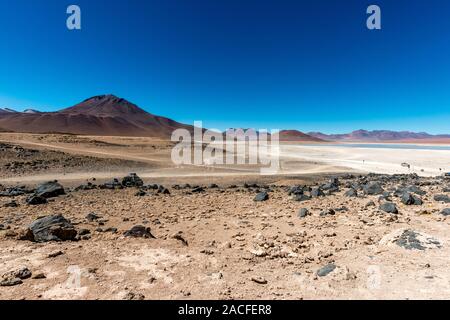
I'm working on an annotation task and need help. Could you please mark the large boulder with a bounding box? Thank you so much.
[122,173,144,188]
[35,181,65,198]
[401,193,423,205]
[440,208,450,216]
[20,214,77,242]
[363,182,384,195]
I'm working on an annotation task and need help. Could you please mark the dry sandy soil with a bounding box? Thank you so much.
[0,133,450,300]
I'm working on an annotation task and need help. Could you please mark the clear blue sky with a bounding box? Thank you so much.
[0,0,449,134]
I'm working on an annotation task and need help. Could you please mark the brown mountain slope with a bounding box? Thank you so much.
[279,130,326,142]
[0,95,194,138]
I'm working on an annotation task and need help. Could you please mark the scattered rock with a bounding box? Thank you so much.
[35,181,65,198]
[48,251,64,258]
[293,194,311,202]
[401,193,423,205]
[317,264,336,277]
[363,182,384,195]
[26,195,48,205]
[19,214,77,242]
[32,273,46,280]
[434,194,450,203]
[254,192,269,202]
[123,292,145,300]
[101,178,123,190]
[135,190,147,197]
[3,200,18,208]
[311,187,325,198]
[379,202,398,214]
[320,209,335,217]
[86,212,100,222]
[251,276,268,284]
[122,173,144,188]
[440,208,450,216]
[124,225,155,238]
[298,208,309,218]
[345,188,358,197]
[172,231,188,246]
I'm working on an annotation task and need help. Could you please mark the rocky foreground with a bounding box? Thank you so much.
[1,173,450,300]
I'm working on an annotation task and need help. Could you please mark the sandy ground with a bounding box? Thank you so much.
[0,133,450,300]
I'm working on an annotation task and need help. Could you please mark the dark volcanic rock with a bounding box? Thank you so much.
[254,192,269,202]
[101,178,123,190]
[317,264,336,277]
[298,208,309,218]
[401,193,423,205]
[135,190,147,197]
[3,200,18,208]
[122,173,144,188]
[434,194,450,203]
[440,208,450,216]
[379,202,398,214]
[74,182,97,191]
[288,185,303,196]
[35,181,65,198]
[86,212,100,222]
[124,225,155,238]
[20,214,77,242]
[0,277,22,287]
[363,182,384,195]
[192,186,205,193]
[320,209,335,217]
[157,185,171,194]
[293,194,311,202]
[322,177,340,192]
[0,187,30,197]
[26,195,48,205]
[344,188,358,197]
[395,230,441,250]
[311,187,325,198]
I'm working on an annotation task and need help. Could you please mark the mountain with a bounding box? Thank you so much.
[0,94,194,138]
[279,130,326,142]
[308,130,450,142]
[23,109,41,114]
[0,107,18,114]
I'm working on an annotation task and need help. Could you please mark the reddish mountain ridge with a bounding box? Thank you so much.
[308,129,450,142]
[279,130,325,142]
[0,95,194,138]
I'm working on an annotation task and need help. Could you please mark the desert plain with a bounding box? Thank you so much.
[1,132,450,300]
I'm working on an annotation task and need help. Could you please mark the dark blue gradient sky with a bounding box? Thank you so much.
[0,0,449,133]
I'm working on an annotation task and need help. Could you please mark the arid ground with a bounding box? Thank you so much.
[1,133,450,300]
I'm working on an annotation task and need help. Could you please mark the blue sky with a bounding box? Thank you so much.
[0,0,449,134]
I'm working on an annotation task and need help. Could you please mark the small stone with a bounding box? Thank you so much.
[298,208,309,218]
[317,264,336,277]
[251,276,268,284]
[254,192,269,202]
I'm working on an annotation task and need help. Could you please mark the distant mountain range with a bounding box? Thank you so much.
[0,95,448,142]
[308,129,450,142]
